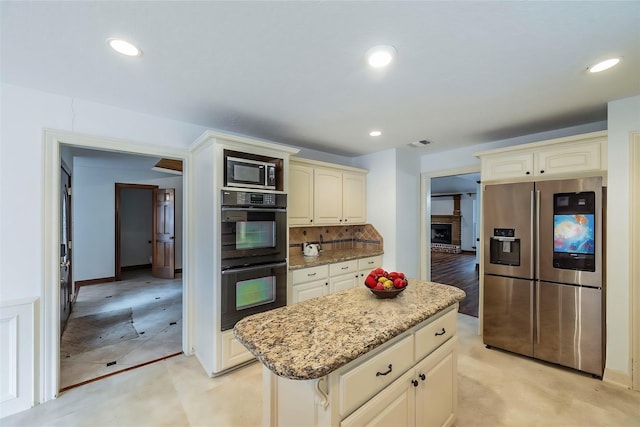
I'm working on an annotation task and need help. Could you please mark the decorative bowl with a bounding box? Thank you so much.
[368,286,406,299]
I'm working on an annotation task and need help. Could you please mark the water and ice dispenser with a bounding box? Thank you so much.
[489,228,520,266]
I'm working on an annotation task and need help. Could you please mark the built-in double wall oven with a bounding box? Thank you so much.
[220,190,288,331]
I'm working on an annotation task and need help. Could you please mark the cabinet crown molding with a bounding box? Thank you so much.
[291,157,368,174]
[473,130,607,158]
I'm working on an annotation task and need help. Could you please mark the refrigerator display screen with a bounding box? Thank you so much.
[553,214,595,255]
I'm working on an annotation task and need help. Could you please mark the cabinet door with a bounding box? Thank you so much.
[330,273,358,294]
[289,163,315,225]
[481,152,534,181]
[342,172,366,224]
[291,279,327,303]
[534,141,602,177]
[357,255,383,280]
[340,369,416,427]
[314,168,343,224]
[414,338,457,427]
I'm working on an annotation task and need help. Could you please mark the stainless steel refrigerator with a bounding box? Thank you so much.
[482,176,605,376]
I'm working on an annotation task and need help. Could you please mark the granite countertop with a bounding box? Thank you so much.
[288,248,384,270]
[233,280,466,380]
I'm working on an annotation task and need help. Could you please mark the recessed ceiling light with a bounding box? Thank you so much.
[588,57,620,73]
[369,130,382,137]
[107,38,142,57]
[366,45,396,68]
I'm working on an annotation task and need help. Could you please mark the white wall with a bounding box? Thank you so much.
[354,149,398,272]
[0,83,207,413]
[354,147,421,279]
[605,95,640,385]
[72,156,184,282]
[0,83,207,301]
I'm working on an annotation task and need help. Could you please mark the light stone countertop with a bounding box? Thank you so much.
[233,280,466,380]
[288,247,384,270]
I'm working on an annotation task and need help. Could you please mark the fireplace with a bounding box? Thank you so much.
[431,223,452,244]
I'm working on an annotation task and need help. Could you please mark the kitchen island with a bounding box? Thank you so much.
[234,280,465,427]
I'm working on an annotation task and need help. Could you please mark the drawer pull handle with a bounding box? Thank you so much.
[308,272,317,277]
[341,266,349,270]
[419,373,426,381]
[376,364,393,376]
[435,328,446,336]
[411,379,419,387]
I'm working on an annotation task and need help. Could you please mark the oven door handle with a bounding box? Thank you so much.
[221,261,287,275]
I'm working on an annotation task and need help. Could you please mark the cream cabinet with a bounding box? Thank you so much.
[263,304,459,427]
[477,131,607,183]
[342,338,457,427]
[288,163,315,225]
[357,255,384,280]
[291,258,370,304]
[329,260,359,293]
[289,158,367,226]
[291,264,329,303]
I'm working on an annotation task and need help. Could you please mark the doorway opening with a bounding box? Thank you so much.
[426,172,480,318]
[57,145,184,391]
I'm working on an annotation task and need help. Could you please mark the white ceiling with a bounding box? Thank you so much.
[2,1,638,157]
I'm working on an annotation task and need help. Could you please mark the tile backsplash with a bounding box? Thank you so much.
[289,224,383,253]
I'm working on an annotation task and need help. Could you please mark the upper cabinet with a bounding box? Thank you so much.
[289,158,367,226]
[476,131,607,183]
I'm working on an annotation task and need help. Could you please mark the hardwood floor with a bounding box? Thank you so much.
[431,251,479,317]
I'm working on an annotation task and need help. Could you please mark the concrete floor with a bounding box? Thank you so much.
[4,313,639,426]
[59,270,182,389]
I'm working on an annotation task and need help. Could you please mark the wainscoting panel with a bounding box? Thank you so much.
[0,298,37,418]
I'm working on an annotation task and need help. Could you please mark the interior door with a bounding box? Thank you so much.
[152,188,175,278]
[60,166,72,334]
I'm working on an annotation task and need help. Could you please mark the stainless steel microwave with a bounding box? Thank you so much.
[226,156,277,190]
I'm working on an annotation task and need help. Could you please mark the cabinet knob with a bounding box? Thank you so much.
[419,373,426,381]
[411,379,419,387]
[310,219,313,223]
[540,170,545,174]
[525,171,531,175]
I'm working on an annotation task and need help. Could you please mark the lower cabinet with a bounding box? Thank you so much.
[291,256,381,304]
[341,338,457,427]
[263,305,459,427]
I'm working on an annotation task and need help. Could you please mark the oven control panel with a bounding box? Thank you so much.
[222,190,286,208]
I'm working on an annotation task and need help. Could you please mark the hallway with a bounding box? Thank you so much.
[60,270,182,390]
[431,251,479,317]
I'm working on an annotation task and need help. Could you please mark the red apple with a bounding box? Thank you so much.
[365,275,378,288]
[393,278,404,288]
[374,282,385,290]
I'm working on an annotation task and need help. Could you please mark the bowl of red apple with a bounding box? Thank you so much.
[364,267,408,298]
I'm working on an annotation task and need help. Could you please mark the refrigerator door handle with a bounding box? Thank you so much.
[535,190,541,280]
[530,190,535,279]
[535,282,540,344]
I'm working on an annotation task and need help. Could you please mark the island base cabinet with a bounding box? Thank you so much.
[340,369,416,427]
[262,314,459,427]
[414,338,458,427]
[341,337,457,427]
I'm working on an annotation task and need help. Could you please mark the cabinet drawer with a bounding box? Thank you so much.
[292,265,329,285]
[357,255,383,272]
[414,308,457,361]
[330,259,359,276]
[339,335,414,417]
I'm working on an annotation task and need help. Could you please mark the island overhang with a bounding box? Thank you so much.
[233,279,466,380]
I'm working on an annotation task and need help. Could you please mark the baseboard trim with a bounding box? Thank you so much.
[603,367,632,389]
[75,277,116,287]
[121,264,152,271]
